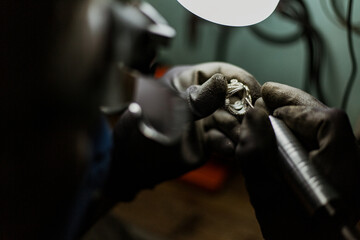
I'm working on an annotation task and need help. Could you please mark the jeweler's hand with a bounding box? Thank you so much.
[163,62,261,157]
[237,82,360,240]
[106,62,260,200]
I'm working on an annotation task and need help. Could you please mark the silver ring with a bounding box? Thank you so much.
[224,79,253,116]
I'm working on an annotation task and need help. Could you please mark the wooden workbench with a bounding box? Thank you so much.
[83,174,262,240]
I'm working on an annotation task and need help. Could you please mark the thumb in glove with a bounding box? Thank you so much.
[186,73,227,119]
[261,81,327,111]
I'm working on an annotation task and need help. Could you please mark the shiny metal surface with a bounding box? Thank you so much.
[224,79,253,116]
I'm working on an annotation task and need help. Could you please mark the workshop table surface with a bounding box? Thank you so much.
[83,174,262,240]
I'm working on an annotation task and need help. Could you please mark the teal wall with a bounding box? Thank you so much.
[148,0,360,126]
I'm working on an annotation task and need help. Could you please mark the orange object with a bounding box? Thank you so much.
[154,65,170,79]
[179,161,229,191]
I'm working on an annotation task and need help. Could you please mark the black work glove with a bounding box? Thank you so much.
[106,62,260,201]
[164,62,261,157]
[237,82,360,240]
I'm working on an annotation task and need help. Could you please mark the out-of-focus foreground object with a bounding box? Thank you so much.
[101,0,176,114]
[100,1,191,145]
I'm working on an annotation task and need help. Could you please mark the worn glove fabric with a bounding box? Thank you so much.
[237,82,360,239]
[106,62,261,200]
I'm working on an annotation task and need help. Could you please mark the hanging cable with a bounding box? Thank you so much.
[320,0,344,29]
[250,0,327,104]
[250,1,304,45]
[331,0,360,35]
[341,0,358,110]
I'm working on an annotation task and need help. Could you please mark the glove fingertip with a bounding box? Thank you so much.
[261,82,283,109]
[203,73,228,94]
[188,73,227,118]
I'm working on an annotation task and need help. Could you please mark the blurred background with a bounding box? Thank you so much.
[84,0,360,239]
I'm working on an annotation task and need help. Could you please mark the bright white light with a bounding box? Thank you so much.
[177,0,279,27]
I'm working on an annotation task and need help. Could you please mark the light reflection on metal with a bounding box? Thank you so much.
[224,79,254,116]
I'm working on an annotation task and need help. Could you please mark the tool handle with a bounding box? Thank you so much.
[269,116,339,212]
[269,116,360,240]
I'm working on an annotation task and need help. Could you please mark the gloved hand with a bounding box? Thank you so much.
[237,82,360,239]
[105,62,261,201]
[163,62,261,157]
